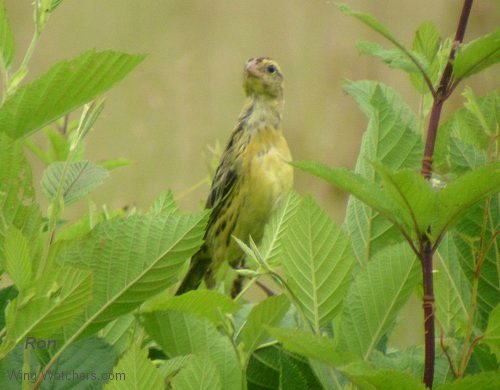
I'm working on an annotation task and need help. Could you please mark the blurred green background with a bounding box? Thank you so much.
[4,0,499,346]
[5,0,498,221]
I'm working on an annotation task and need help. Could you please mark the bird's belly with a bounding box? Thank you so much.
[249,147,293,212]
[231,145,293,255]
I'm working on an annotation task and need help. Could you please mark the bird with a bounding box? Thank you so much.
[175,57,293,297]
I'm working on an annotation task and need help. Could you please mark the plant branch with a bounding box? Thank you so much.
[419,2,474,387]
[421,237,435,389]
[420,0,474,179]
[255,280,276,296]
[462,334,485,373]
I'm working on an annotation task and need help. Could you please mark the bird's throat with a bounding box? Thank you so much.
[240,95,283,133]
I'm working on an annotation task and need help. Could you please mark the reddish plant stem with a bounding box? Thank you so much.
[419,1,474,388]
[421,100,444,179]
[420,0,474,179]
[421,238,435,388]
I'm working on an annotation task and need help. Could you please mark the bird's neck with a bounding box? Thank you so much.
[238,95,284,132]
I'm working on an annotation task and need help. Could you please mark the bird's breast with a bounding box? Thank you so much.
[237,127,293,238]
[248,128,292,192]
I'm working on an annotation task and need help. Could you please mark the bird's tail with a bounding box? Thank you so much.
[175,245,211,295]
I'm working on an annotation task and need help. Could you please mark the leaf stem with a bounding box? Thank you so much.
[5,28,41,99]
[457,270,479,376]
[19,30,40,77]
[383,38,436,98]
[437,320,458,378]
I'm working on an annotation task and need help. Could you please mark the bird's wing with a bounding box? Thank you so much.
[206,164,237,209]
[204,128,246,233]
[205,162,239,233]
[175,151,240,295]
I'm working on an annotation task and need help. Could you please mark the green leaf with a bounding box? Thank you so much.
[57,211,208,336]
[293,162,392,223]
[453,30,500,80]
[342,81,422,264]
[3,227,32,291]
[246,345,323,390]
[462,88,499,139]
[337,4,429,87]
[413,21,441,64]
[410,21,441,93]
[470,343,498,374]
[451,197,499,327]
[101,314,135,357]
[44,126,71,162]
[336,4,405,54]
[0,0,14,69]
[0,286,17,330]
[0,266,93,358]
[449,136,487,174]
[267,327,357,368]
[35,0,66,32]
[55,202,125,242]
[356,41,427,75]
[157,355,191,380]
[299,161,498,252]
[336,243,419,360]
[0,50,145,139]
[149,190,178,215]
[294,160,412,250]
[98,158,134,171]
[171,353,222,390]
[69,98,106,151]
[142,290,239,325]
[48,337,116,389]
[0,133,42,269]
[371,346,455,386]
[435,163,500,238]
[143,310,241,390]
[435,89,498,175]
[343,81,419,136]
[46,0,65,13]
[435,234,471,336]
[436,90,498,160]
[242,295,290,354]
[0,344,40,388]
[104,344,163,390]
[259,190,301,266]
[373,163,437,237]
[435,371,500,390]
[41,160,109,205]
[281,196,354,330]
[341,366,426,390]
[482,304,500,360]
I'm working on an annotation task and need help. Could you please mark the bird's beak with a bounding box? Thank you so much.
[245,60,263,78]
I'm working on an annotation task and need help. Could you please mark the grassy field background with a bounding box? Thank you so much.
[4,0,499,347]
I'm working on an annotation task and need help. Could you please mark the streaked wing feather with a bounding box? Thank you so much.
[204,124,246,230]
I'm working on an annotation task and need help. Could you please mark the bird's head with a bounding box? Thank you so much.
[243,57,284,98]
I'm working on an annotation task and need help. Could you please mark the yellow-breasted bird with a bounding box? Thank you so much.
[176,57,293,296]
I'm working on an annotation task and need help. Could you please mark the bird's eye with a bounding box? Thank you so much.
[267,64,277,74]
